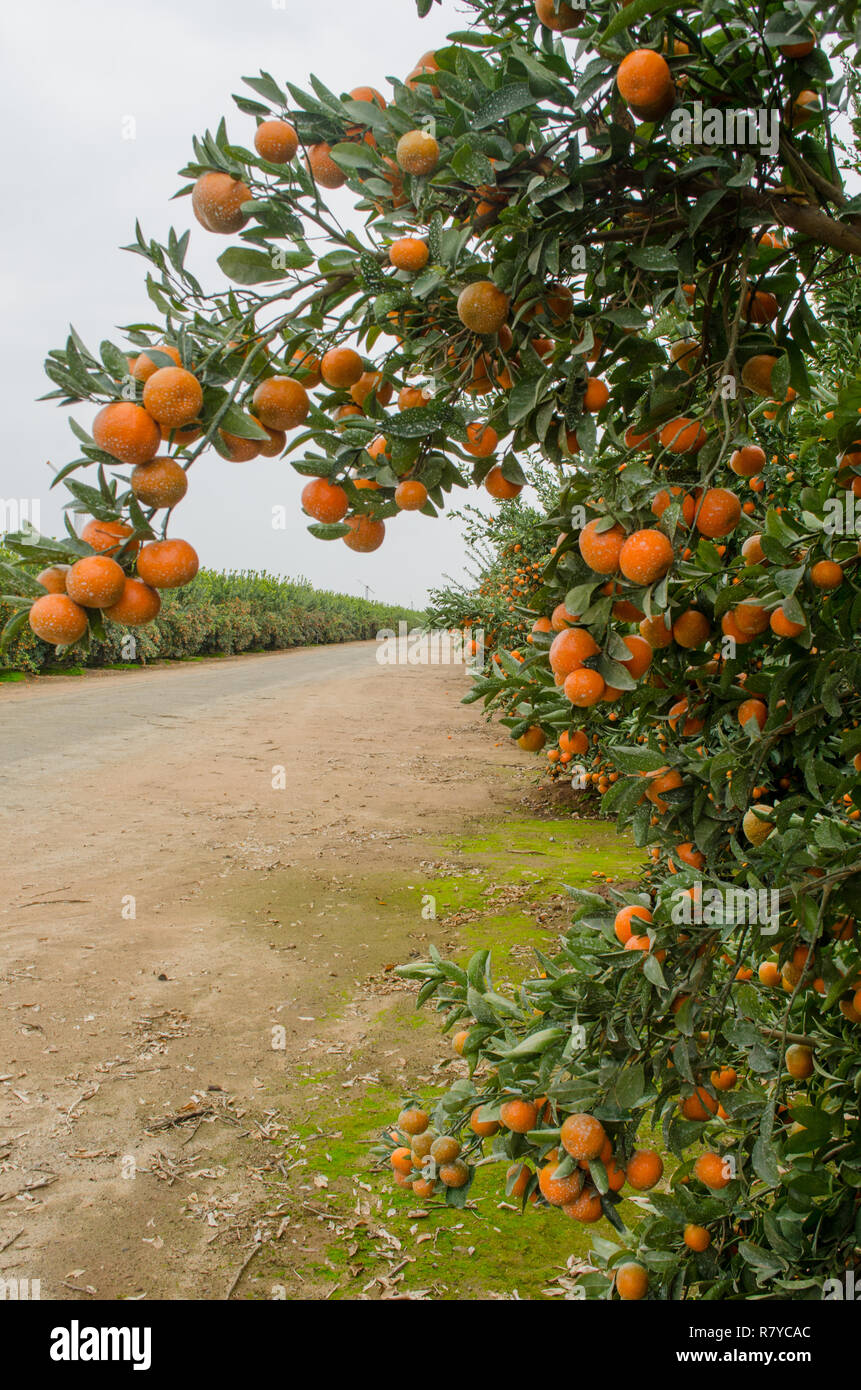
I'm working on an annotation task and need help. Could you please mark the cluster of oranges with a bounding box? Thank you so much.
[384,1090,728,1298]
[28,354,205,646]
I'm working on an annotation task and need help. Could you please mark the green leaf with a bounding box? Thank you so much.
[217,247,304,285]
[599,0,677,41]
[307,522,350,540]
[496,1027,566,1059]
[628,245,679,273]
[605,745,669,773]
[473,83,534,129]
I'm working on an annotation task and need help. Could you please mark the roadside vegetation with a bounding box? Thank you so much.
[1,562,423,674]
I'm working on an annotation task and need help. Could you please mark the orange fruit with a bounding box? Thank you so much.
[614,904,652,944]
[625,424,655,450]
[683,1224,711,1252]
[288,350,322,387]
[507,1162,534,1200]
[389,237,430,272]
[564,669,605,703]
[781,30,815,56]
[640,614,672,648]
[406,50,440,91]
[534,0,584,30]
[616,1262,648,1300]
[676,841,706,868]
[254,119,299,162]
[136,538,199,590]
[770,606,805,638]
[348,85,386,108]
[693,1152,730,1189]
[538,1160,584,1207]
[430,1136,461,1165]
[562,1185,603,1222]
[256,422,287,457]
[28,593,89,645]
[301,478,349,523]
[672,609,710,648]
[191,171,251,233]
[579,518,626,573]
[218,429,260,462]
[130,344,182,381]
[457,281,510,335]
[484,466,522,500]
[731,444,766,476]
[694,488,741,538]
[130,456,188,509]
[92,402,160,465]
[252,376,310,430]
[645,767,682,811]
[518,726,546,752]
[395,480,428,511]
[36,566,68,594]
[103,577,161,627]
[439,1160,469,1188]
[469,1108,500,1137]
[758,960,781,987]
[742,288,779,323]
[398,385,431,410]
[741,354,781,398]
[741,535,766,564]
[396,129,440,176]
[620,634,652,678]
[668,698,703,735]
[625,935,654,953]
[559,729,589,756]
[306,143,346,189]
[161,422,201,448]
[738,697,768,731]
[65,555,126,608]
[464,423,499,458]
[710,1067,737,1092]
[652,487,695,526]
[500,1099,539,1133]
[785,1043,814,1079]
[810,559,842,590]
[681,1086,719,1121]
[398,1108,429,1136]
[619,529,674,585]
[626,1149,664,1190]
[344,516,385,552]
[560,1113,606,1161]
[549,626,599,676]
[669,338,701,373]
[351,372,393,408]
[390,1147,414,1175]
[616,49,675,120]
[659,417,707,453]
[583,378,610,412]
[81,518,139,555]
[321,348,364,389]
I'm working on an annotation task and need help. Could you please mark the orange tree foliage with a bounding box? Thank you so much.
[4,0,861,1298]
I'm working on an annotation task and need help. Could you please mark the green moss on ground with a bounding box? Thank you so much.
[278,1083,603,1300]
[262,815,651,1299]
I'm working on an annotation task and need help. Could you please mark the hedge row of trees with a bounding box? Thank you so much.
[1,563,424,674]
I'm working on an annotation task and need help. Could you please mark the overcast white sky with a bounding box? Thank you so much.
[0,0,483,608]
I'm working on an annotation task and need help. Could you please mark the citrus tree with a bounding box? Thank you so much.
[4,0,861,1300]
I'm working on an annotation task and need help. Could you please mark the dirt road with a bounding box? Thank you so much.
[0,642,539,1299]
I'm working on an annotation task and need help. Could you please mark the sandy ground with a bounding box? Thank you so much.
[0,643,529,1300]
